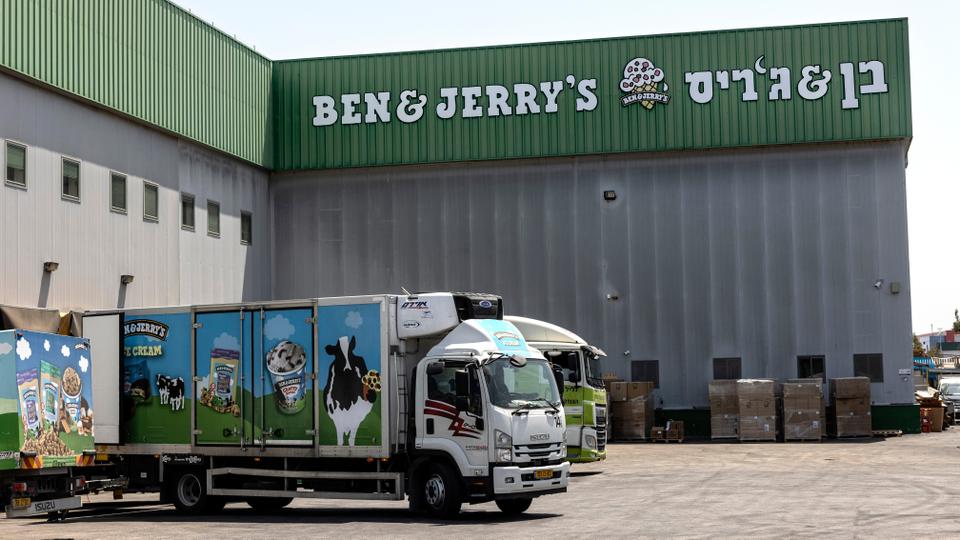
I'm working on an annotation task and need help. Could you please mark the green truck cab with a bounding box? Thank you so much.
[506,317,607,463]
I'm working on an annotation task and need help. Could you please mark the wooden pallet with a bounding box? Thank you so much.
[653,438,684,443]
[783,437,823,442]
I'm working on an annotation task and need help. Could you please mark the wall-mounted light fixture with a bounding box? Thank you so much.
[43,261,59,273]
[120,274,135,285]
[603,190,617,201]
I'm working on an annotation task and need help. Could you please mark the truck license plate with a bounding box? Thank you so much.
[12,497,30,509]
[534,469,553,480]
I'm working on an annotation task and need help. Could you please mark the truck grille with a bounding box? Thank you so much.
[514,442,564,463]
[595,406,607,452]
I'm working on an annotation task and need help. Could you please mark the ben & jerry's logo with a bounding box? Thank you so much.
[123,319,169,341]
[620,57,670,109]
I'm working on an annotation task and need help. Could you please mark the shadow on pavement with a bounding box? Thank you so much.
[570,471,603,477]
[31,504,560,527]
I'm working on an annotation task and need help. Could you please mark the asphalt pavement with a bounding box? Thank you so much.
[4,429,959,538]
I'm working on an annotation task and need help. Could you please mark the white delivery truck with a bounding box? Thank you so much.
[83,293,568,518]
[506,317,607,463]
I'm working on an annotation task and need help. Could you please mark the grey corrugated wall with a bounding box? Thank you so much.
[0,72,271,309]
[270,140,913,407]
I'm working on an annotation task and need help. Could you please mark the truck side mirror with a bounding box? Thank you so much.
[426,362,444,376]
[568,371,580,384]
[553,369,564,394]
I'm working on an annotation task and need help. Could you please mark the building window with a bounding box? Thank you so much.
[143,182,159,222]
[5,142,26,187]
[207,200,220,237]
[241,211,252,245]
[181,194,195,231]
[713,357,742,380]
[61,158,80,201]
[631,360,660,388]
[853,354,883,383]
[797,355,826,382]
[110,173,127,213]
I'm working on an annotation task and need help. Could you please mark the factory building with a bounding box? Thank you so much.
[0,2,914,429]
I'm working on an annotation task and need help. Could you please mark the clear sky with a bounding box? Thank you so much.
[173,0,957,334]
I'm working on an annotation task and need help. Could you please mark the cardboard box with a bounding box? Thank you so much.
[737,379,776,441]
[608,382,628,402]
[785,378,826,436]
[781,381,823,440]
[610,383,655,440]
[709,380,739,439]
[627,381,655,400]
[611,397,654,439]
[828,377,871,437]
[830,377,871,399]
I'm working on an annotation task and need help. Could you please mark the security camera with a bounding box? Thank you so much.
[873,279,884,289]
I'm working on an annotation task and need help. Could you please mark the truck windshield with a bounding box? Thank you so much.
[482,357,561,409]
[584,351,603,386]
[941,383,960,395]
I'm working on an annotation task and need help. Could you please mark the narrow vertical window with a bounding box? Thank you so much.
[207,200,220,237]
[181,194,195,230]
[62,158,80,201]
[143,182,159,221]
[241,211,252,245]
[110,173,127,213]
[5,142,26,187]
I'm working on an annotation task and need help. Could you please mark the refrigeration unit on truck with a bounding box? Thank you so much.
[0,330,126,520]
[505,317,607,463]
[82,293,569,518]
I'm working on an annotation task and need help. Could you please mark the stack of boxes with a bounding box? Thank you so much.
[609,382,655,440]
[709,380,739,439]
[829,377,872,437]
[781,379,823,441]
[737,379,777,441]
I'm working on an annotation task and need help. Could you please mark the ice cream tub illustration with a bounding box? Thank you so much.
[62,366,83,424]
[266,340,307,415]
[17,368,41,437]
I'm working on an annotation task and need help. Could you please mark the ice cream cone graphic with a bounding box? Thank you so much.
[620,57,669,109]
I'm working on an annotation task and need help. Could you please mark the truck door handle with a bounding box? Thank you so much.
[426,418,434,435]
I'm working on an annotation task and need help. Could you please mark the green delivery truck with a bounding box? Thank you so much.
[506,317,607,463]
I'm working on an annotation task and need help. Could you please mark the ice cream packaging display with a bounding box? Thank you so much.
[267,340,307,414]
[200,349,241,416]
[0,330,95,470]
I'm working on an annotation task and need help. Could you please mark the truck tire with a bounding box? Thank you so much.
[171,470,224,514]
[417,463,462,519]
[496,497,532,514]
[246,497,293,512]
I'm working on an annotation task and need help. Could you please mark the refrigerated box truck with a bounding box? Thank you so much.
[0,330,125,519]
[505,317,607,463]
[82,293,569,518]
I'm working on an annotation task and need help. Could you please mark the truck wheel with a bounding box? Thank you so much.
[496,497,532,514]
[246,497,293,512]
[419,463,462,518]
[172,470,224,514]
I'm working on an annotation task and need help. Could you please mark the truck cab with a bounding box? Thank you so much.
[505,316,607,463]
[401,303,570,517]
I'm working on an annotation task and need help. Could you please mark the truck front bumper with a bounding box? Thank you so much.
[492,461,569,496]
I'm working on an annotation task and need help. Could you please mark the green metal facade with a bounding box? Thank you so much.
[0,5,910,171]
[0,0,273,167]
[274,19,910,170]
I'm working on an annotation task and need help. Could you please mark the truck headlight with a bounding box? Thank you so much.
[497,448,512,462]
[585,435,597,449]
[495,429,512,448]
